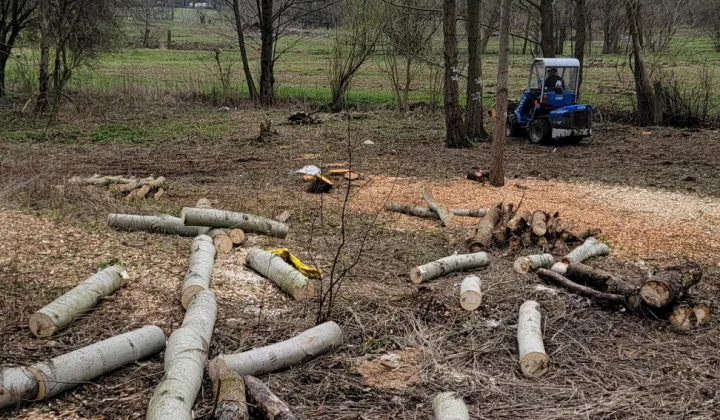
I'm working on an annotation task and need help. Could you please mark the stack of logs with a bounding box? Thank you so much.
[69,174,167,201]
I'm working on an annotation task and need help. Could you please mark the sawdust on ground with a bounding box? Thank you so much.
[355,348,424,390]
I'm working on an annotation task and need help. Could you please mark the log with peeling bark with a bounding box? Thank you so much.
[209,229,234,253]
[565,262,638,297]
[29,265,129,337]
[108,214,211,237]
[181,235,217,309]
[410,252,489,284]
[536,269,627,304]
[181,290,218,351]
[517,301,549,378]
[181,207,289,239]
[459,275,482,311]
[420,188,452,227]
[209,321,343,377]
[433,392,470,420]
[146,328,207,420]
[384,203,486,219]
[639,263,702,308]
[669,302,711,330]
[507,210,531,233]
[530,211,547,237]
[513,254,555,274]
[467,202,503,252]
[245,248,315,300]
[244,375,296,420]
[0,326,165,409]
[210,367,249,420]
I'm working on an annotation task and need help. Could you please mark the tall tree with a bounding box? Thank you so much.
[443,0,470,148]
[573,0,586,99]
[258,0,275,104]
[625,0,654,126]
[0,0,36,98]
[465,0,488,140]
[230,0,258,100]
[540,0,555,57]
[490,0,512,186]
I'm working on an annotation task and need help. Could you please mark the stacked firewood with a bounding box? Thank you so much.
[69,174,166,201]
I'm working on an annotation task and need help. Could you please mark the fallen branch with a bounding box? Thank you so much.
[551,237,611,275]
[181,208,289,239]
[29,265,129,337]
[536,269,627,304]
[181,235,217,309]
[384,203,486,219]
[466,202,503,252]
[639,263,703,308]
[410,252,489,284]
[245,248,316,300]
[513,254,555,274]
[517,300,549,378]
[433,392,469,420]
[108,214,210,237]
[459,275,483,311]
[420,188,452,227]
[244,375,297,420]
[565,262,638,296]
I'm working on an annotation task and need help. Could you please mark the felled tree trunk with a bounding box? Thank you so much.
[517,301,549,378]
[420,188,452,227]
[181,208,289,239]
[384,203,486,219]
[433,392,470,420]
[0,367,37,409]
[537,269,627,304]
[22,326,165,404]
[181,235,217,309]
[467,202,503,252]
[244,375,297,420]
[210,363,249,420]
[639,263,702,308]
[209,322,343,377]
[410,252,489,284]
[530,211,547,236]
[209,229,234,253]
[563,237,610,264]
[146,328,207,420]
[245,248,315,300]
[513,254,555,274]
[181,290,218,351]
[565,262,638,296]
[460,275,483,311]
[108,214,211,237]
[29,265,129,337]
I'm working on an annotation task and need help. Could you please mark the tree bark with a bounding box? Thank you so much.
[537,269,627,304]
[507,210,531,233]
[0,366,36,409]
[243,375,297,420]
[530,211,547,236]
[209,322,343,377]
[232,0,258,101]
[639,263,703,308]
[565,262,638,296]
[410,252,490,284]
[181,208,289,239]
[574,0,587,100]
[36,38,50,112]
[108,214,211,237]
[181,290,218,351]
[181,235,217,309]
[467,202,503,252]
[211,368,249,420]
[465,0,488,141]
[540,0,555,57]
[259,0,275,105]
[490,0,512,186]
[625,0,654,126]
[513,254,555,274]
[0,51,8,98]
[420,188,452,226]
[245,248,316,300]
[29,265,129,337]
[460,275,483,311]
[562,237,610,264]
[433,392,470,420]
[443,0,470,148]
[384,203,486,219]
[517,300,549,378]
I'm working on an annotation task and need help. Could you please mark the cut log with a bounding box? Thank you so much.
[466,202,503,252]
[181,290,218,351]
[451,208,487,217]
[181,208,289,239]
[229,229,246,245]
[530,211,547,237]
[0,366,37,409]
[275,211,291,223]
[29,265,129,338]
[209,229,234,253]
[507,210,531,233]
[145,176,166,189]
[307,174,334,193]
[517,300,549,378]
[28,326,165,402]
[343,171,360,181]
[245,248,315,300]
[109,180,139,193]
[108,214,211,237]
[521,232,533,247]
[146,328,206,420]
[196,198,213,208]
[420,188,452,227]
[153,188,165,200]
[550,262,567,275]
[546,212,560,238]
[433,392,470,420]
[513,254,555,274]
[243,375,296,420]
[181,235,217,309]
[384,203,486,219]
[459,275,483,311]
[327,168,350,176]
[693,303,711,327]
[639,263,702,308]
[564,227,601,242]
[410,252,489,284]
[70,174,135,186]
[466,169,490,183]
[562,237,610,264]
[302,175,313,182]
[209,321,342,377]
[669,302,711,330]
[565,262,638,296]
[210,367,249,420]
[126,184,152,201]
[536,269,627,304]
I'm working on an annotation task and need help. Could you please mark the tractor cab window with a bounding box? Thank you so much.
[553,67,578,93]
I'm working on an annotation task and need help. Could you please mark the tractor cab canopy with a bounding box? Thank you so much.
[528,58,581,106]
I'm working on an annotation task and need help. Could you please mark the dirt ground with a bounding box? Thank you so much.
[1,104,720,419]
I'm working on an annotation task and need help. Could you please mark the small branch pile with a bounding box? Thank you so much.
[288,111,321,125]
[69,174,167,201]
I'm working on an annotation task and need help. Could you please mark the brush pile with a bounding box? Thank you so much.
[69,174,167,201]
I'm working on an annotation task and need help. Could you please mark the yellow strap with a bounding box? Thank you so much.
[268,248,322,278]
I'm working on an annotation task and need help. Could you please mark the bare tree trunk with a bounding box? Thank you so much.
[574,0,587,100]
[35,35,49,112]
[625,0,654,126]
[232,0,258,101]
[540,0,555,57]
[259,0,275,105]
[465,0,488,141]
[490,0,512,186]
[0,50,8,98]
[443,0,470,148]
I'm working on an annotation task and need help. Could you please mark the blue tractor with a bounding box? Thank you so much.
[505,58,593,144]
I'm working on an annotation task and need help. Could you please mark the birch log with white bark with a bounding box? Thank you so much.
[181,290,218,351]
[384,203,487,219]
[243,375,296,420]
[410,252,489,284]
[209,322,343,377]
[551,237,610,275]
[420,188,452,226]
[245,248,315,300]
[517,300,549,378]
[0,367,37,409]
[181,235,217,309]
[181,208,289,239]
[146,328,207,420]
[467,202,503,252]
[29,265,129,337]
[108,214,211,237]
[459,275,483,311]
[513,254,555,274]
[28,326,165,401]
[433,392,470,420]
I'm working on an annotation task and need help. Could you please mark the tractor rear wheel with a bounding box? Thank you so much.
[506,114,522,137]
[528,119,550,144]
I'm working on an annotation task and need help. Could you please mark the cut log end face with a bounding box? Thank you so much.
[292,280,317,300]
[639,281,669,308]
[28,313,56,338]
[213,233,234,253]
[410,267,424,284]
[196,198,213,208]
[520,352,550,378]
[229,229,246,245]
[182,285,205,310]
[670,304,696,330]
[343,171,360,181]
[460,291,482,311]
[513,258,532,274]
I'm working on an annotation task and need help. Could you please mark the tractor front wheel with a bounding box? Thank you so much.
[528,119,550,144]
[506,114,522,138]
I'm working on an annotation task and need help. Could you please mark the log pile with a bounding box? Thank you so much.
[69,174,167,201]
